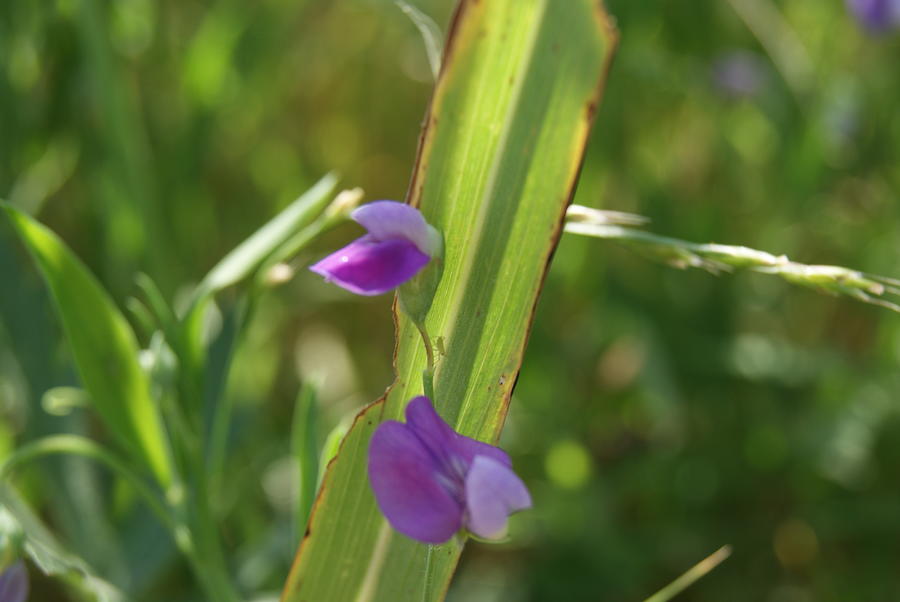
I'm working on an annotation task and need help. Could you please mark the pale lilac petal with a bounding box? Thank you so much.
[351,201,438,256]
[310,235,429,296]
[451,433,512,469]
[0,561,29,602]
[464,455,532,540]
[368,421,463,544]
[404,397,511,471]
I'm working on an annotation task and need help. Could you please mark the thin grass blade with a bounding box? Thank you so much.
[194,172,338,299]
[644,545,732,602]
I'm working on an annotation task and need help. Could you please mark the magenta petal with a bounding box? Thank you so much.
[351,201,436,256]
[0,562,29,602]
[310,235,429,296]
[464,456,532,540]
[368,398,531,545]
[368,421,463,544]
[404,397,512,470]
[404,397,461,457]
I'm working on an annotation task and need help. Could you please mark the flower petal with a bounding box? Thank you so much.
[403,396,459,458]
[464,455,532,540]
[404,397,512,471]
[847,0,900,31]
[0,561,29,602]
[451,432,512,468]
[368,421,463,544]
[310,235,429,296]
[351,201,439,256]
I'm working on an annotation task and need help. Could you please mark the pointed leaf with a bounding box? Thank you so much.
[195,172,338,298]
[282,0,617,599]
[2,204,173,487]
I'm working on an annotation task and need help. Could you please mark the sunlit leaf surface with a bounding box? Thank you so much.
[281,1,616,599]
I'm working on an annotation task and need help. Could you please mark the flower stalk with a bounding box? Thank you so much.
[415,321,436,401]
[422,544,435,602]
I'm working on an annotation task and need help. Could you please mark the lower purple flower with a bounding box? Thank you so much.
[310,201,440,296]
[0,561,29,602]
[368,396,531,544]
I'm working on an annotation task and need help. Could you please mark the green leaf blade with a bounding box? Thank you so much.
[282,0,616,599]
[2,205,173,488]
[196,171,338,298]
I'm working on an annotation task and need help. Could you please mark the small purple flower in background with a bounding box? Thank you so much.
[846,0,900,32]
[310,201,440,296]
[0,561,29,602]
[711,51,768,99]
[368,396,531,544]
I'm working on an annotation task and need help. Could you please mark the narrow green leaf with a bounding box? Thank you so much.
[396,0,443,80]
[0,484,130,602]
[282,1,617,600]
[565,216,900,312]
[2,204,173,487]
[124,297,156,341]
[317,415,352,483]
[258,187,363,279]
[134,272,179,344]
[194,172,338,299]
[176,173,338,416]
[290,380,320,548]
[644,545,732,602]
[0,435,174,533]
[205,298,248,481]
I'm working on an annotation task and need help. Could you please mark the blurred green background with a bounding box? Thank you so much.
[2,0,899,600]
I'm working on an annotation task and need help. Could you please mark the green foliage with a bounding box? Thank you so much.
[396,0,443,80]
[0,171,348,599]
[290,380,320,548]
[0,484,129,602]
[2,205,173,489]
[193,172,338,300]
[2,0,899,600]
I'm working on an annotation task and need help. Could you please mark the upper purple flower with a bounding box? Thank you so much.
[0,562,29,602]
[368,396,531,544]
[846,0,900,32]
[310,201,440,296]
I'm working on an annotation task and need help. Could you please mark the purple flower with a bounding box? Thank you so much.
[0,562,28,602]
[711,51,767,99]
[846,0,900,32]
[310,201,440,296]
[368,396,531,544]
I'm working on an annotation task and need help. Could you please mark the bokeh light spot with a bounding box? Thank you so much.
[545,440,593,490]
